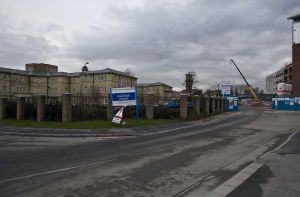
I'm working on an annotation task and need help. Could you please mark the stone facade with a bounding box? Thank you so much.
[0,64,137,102]
[136,82,175,104]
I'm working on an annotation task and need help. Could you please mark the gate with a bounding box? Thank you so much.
[46,98,62,121]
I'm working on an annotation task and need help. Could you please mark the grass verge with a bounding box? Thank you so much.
[0,119,179,129]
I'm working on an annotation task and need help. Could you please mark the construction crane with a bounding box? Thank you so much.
[230,59,260,103]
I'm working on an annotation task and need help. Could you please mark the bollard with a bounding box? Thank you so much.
[62,93,72,122]
[193,95,200,117]
[146,93,154,119]
[204,95,210,115]
[37,95,46,121]
[0,98,7,119]
[180,94,188,120]
[17,96,25,120]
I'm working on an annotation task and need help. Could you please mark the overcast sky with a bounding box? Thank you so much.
[0,0,299,90]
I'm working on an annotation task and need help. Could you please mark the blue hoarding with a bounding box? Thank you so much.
[272,97,300,111]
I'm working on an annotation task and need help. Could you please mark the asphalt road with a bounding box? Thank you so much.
[0,108,299,197]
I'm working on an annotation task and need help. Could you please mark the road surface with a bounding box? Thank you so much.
[0,108,299,197]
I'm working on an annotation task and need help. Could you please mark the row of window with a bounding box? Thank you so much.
[2,86,27,93]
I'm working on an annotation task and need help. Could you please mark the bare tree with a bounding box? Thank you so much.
[182,71,199,96]
[124,68,135,76]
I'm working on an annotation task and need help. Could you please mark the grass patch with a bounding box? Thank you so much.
[0,119,179,129]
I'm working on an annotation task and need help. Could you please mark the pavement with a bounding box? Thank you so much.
[226,130,300,197]
[0,108,299,197]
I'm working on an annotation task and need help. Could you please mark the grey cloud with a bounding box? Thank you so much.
[1,0,300,90]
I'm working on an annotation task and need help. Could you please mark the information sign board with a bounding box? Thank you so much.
[111,87,137,107]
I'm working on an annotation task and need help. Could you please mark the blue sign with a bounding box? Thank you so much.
[111,87,137,106]
[226,96,239,112]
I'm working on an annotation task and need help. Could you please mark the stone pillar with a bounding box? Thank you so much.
[180,94,188,120]
[17,96,25,120]
[0,98,7,119]
[204,95,210,115]
[107,95,112,120]
[216,96,220,113]
[223,98,227,112]
[211,96,216,113]
[37,95,46,121]
[220,97,224,112]
[62,93,72,122]
[146,93,154,119]
[193,95,200,117]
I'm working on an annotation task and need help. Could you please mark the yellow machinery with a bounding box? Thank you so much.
[230,59,260,103]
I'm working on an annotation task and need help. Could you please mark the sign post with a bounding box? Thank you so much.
[111,87,138,125]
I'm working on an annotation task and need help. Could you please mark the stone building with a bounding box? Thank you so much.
[0,63,137,104]
[136,82,176,104]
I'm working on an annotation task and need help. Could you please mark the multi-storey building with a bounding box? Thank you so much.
[136,82,175,104]
[266,73,277,94]
[266,63,292,94]
[0,63,137,104]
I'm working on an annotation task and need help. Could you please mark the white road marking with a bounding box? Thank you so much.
[0,159,116,185]
[142,112,241,136]
[260,129,298,159]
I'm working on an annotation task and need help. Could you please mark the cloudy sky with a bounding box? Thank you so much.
[0,0,299,90]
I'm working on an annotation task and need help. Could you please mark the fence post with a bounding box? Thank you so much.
[0,98,7,119]
[62,93,72,122]
[211,96,216,114]
[216,96,220,113]
[37,95,46,121]
[220,97,224,112]
[17,96,25,120]
[223,97,227,112]
[204,95,210,115]
[146,93,154,119]
[193,95,200,118]
[180,94,188,120]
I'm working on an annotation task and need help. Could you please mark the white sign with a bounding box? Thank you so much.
[111,87,137,106]
[221,81,233,96]
[112,107,124,124]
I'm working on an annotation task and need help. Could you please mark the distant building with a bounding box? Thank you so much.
[265,63,292,94]
[266,73,277,94]
[0,64,137,104]
[137,82,175,104]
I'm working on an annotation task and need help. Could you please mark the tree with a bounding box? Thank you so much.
[124,68,135,76]
[182,71,199,97]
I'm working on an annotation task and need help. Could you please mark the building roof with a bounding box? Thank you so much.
[80,68,137,79]
[137,82,172,88]
[288,14,300,21]
[0,67,28,75]
[0,66,137,79]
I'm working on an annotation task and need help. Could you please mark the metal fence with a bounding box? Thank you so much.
[46,97,62,121]
[72,96,107,121]
[6,98,17,119]
[24,97,37,120]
